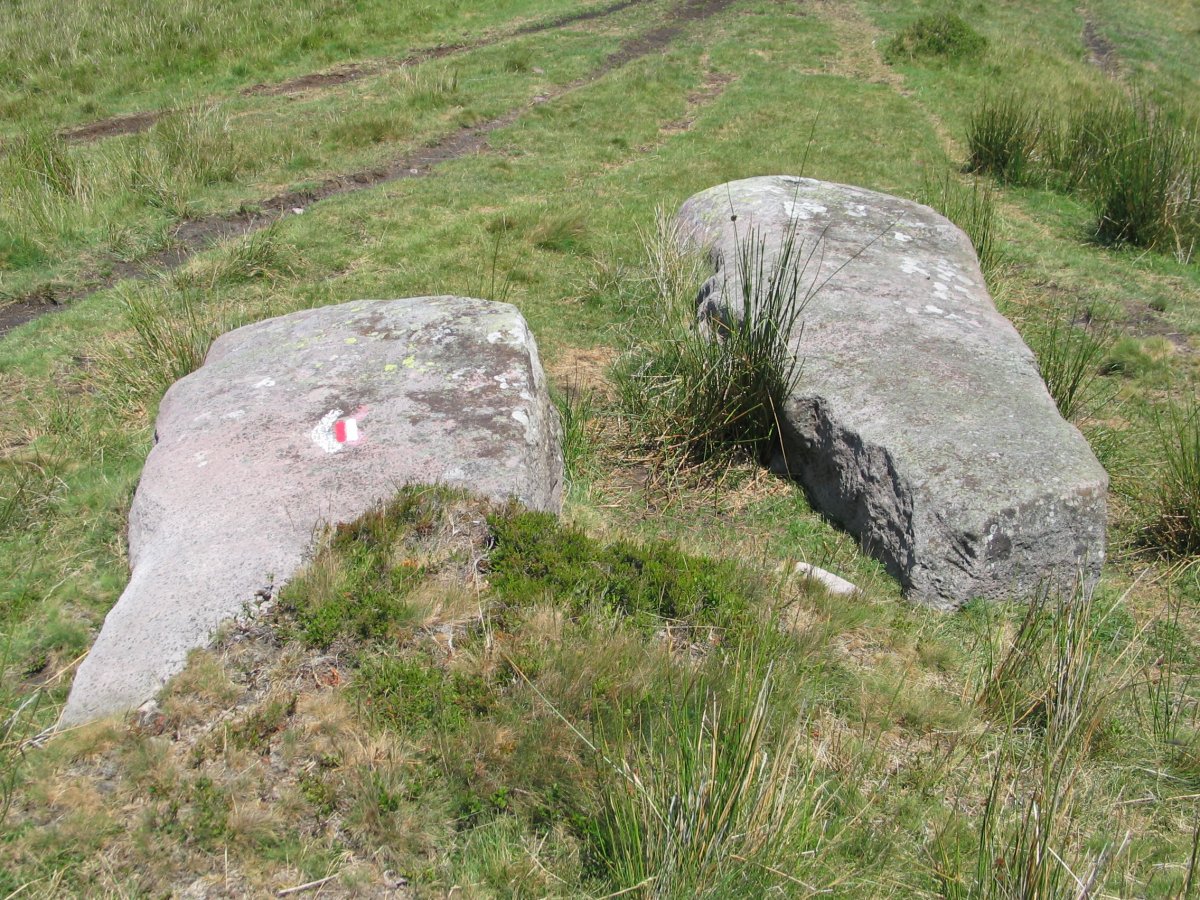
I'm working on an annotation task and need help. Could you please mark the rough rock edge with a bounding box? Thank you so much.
[678,176,1107,609]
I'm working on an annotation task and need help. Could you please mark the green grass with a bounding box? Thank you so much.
[0,0,608,137]
[0,0,1199,895]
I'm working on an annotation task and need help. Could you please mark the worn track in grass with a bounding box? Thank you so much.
[58,0,652,143]
[1081,11,1120,79]
[1,0,736,337]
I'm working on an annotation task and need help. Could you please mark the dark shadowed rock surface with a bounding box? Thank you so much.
[62,297,562,725]
[678,176,1107,609]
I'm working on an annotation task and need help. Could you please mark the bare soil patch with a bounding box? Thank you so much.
[546,345,618,398]
[59,109,164,143]
[1081,12,1120,78]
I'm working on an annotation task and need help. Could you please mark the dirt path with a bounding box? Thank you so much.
[1080,10,1120,79]
[804,0,963,161]
[59,0,652,143]
[2,0,737,337]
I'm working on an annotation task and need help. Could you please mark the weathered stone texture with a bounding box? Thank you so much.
[678,176,1107,608]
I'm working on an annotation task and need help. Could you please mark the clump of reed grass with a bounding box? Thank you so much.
[1135,591,1200,776]
[553,382,597,486]
[965,90,1200,263]
[917,172,1000,281]
[1023,303,1116,423]
[1090,104,1200,262]
[90,228,295,415]
[956,583,1126,898]
[125,104,244,215]
[590,659,827,896]
[5,129,82,198]
[0,130,97,250]
[1041,95,1131,194]
[615,208,814,468]
[1141,393,1200,558]
[965,94,1042,185]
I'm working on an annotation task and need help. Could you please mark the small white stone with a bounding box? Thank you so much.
[794,562,859,596]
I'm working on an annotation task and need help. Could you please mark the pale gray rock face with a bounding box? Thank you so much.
[678,176,1107,609]
[63,297,562,725]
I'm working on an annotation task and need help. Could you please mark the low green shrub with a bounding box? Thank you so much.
[487,508,751,630]
[884,13,986,64]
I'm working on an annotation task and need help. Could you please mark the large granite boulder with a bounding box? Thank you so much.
[678,176,1107,609]
[63,297,563,725]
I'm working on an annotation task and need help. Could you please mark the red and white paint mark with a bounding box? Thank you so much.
[311,407,367,453]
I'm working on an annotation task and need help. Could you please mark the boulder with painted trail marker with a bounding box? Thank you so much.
[62,296,562,726]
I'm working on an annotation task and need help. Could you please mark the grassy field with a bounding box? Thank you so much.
[1,0,1198,895]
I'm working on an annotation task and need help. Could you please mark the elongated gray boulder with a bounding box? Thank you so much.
[63,297,562,725]
[678,176,1106,609]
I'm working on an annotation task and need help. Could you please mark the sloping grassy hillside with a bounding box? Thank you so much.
[1,0,1198,895]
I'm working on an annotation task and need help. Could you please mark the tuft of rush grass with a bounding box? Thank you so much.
[0,106,248,260]
[0,130,95,250]
[916,172,999,282]
[634,204,710,327]
[124,105,246,216]
[974,584,1115,746]
[553,381,597,487]
[1041,95,1134,194]
[1090,103,1200,262]
[94,283,237,414]
[589,658,827,898]
[615,210,813,469]
[1135,590,1200,777]
[4,129,83,198]
[91,226,296,416]
[883,12,987,65]
[1141,393,1200,558]
[1023,302,1117,423]
[963,89,1200,264]
[965,94,1042,185]
[0,644,46,825]
[944,582,1127,898]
